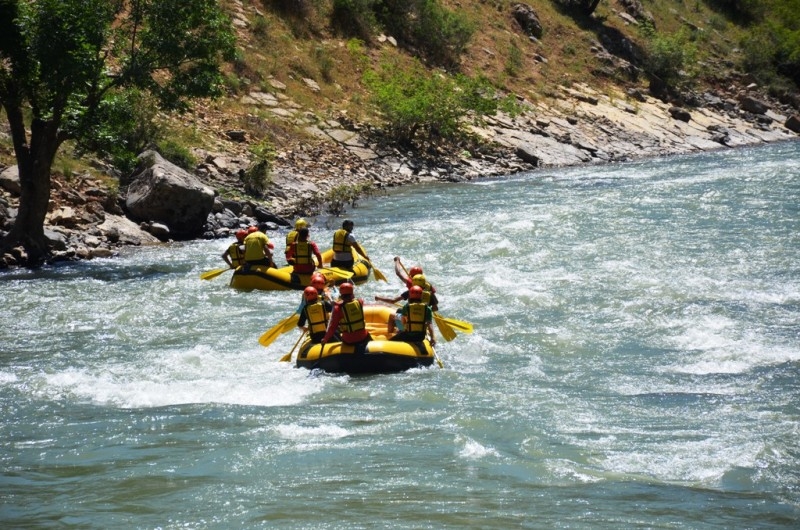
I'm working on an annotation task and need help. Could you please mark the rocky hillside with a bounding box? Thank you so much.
[1,0,799,265]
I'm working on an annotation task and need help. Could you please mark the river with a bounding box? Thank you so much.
[1,141,799,528]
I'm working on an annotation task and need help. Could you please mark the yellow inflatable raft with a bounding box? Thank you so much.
[229,249,371,291]
[295,306,435,374]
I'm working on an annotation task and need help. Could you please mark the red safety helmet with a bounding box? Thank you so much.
[247,225,258,233]
[235,229,247,242]
[409,266,423,278]
[409,285,423,300]
[338,282,354,296]
[311,273,326,289]
[303,286,318,302]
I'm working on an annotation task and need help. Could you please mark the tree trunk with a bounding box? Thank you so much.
[586,0,602,15]
[2,117,60,266]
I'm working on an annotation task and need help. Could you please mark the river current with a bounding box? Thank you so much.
[1,141,799,528]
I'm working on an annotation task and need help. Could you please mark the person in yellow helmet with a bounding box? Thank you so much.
[287,227,323,283]
[285,218,308,265]
[331,219,369,272]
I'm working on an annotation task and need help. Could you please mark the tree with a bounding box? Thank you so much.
[0,0,235,266]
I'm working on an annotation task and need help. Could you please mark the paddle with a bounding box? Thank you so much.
[433,313,458,342]
[258,313,300,347]
[433,350,444,369]
[434,313,473,334]
[200,267,231,280]
[319,267,353,281]
[396,260,474,338]
[357,251,387,282]
[280,331,307,362]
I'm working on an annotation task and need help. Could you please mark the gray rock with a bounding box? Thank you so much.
[126,151,215,239]
[0,165,20,195]
[785,115,800,134]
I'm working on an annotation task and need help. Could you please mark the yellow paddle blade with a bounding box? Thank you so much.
[433,313,457,342]
[371,262,388,282]
[200,267,230,280]
[281,313,300,332]
[320,267,353,281]
[437,314,474,334]
[259,314,299,347]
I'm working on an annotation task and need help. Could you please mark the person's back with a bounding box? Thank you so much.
[298,286,331,343]
[243,225,273,267]
[222,229,247,268]
[289,228,322,276]
[391,286,434,345]
[321,282,371,348]
[285,218,307,265]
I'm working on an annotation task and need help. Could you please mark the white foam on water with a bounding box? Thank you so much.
[601,437,765,486]
[28,343,323,409]
[457,436,500,460]
[275,423,351,441]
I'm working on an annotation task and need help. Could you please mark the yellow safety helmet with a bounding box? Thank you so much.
[412,274,427,287]
[295,218,308,230]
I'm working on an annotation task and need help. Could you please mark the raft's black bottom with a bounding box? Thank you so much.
[297,352,433,374]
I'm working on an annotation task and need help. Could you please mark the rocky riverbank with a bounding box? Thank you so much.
[1,80,798,268]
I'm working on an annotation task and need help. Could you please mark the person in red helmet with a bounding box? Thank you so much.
[390,286,435,345]
[298,286,333,344]
[393,257,437,294]
[375,272,439,332]
[221,229,247,269]
[296,272,332,315]
[243,223,275,270]
[321,281,371,351]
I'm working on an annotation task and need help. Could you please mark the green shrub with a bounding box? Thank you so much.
[331,0,378,40]
[364,57,508,147]
[156,139,196,171]
[324,182,374,216]
[641,25,698,89]
[73,88,162,175]
[242,138,276,196]
[372,0,474,70]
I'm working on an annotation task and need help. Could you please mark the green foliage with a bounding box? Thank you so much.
[640,24,698,89]
[368,0,475,69]
[156,139,197,172]
[243,138,276,196]
[331,0,378,40]
[505,42,524,77]
[324,182,375,216]
[73,89,162,175]
[737,1,800,87]
[411,0,475,69]
[364,57,506,147]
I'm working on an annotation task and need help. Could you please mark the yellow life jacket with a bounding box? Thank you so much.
[332,229,351,254]
[339,299,365,333]
[305,301,329,335]
[420,288,432,306]
[227,242,245,268]
[405,302,428,333]
[293,241,312,265]
[285,230,298,253]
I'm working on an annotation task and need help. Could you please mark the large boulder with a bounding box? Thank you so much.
[125,151,215,239]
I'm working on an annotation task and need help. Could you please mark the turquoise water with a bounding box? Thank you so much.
[1,141,799,528]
